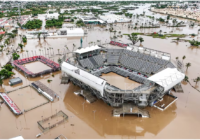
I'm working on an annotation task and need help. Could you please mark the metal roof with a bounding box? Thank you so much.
[74,45,101,54]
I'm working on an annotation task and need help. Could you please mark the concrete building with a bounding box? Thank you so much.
[80,16,105,24]
[61,46,185,108]
[99,14,131,23]
[45,13,59,20]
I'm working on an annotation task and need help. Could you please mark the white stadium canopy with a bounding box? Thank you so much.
[61,62,106,96]
[148,68,185,92]
[74,45,101,54]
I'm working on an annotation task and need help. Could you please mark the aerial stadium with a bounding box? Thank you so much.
[61,45,185,110]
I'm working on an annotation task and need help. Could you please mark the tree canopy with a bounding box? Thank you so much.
[23,19,42,29]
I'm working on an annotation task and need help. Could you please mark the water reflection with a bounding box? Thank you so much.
[63,83,177,138]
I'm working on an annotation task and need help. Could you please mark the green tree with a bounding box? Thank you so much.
[47,79,52,83]
[139,37,144,45]
[182,55,186,63]
[194,77,200,86]
[127,33,140,45]
[185,62,191,71]
[37,33,41,41]
[184,76,189,82]
[12,53,20,60]
[58,58,62,64]
[0,69,14,79]
[3,64,14,71]
[167,15,170,20]
[18,43,23,50]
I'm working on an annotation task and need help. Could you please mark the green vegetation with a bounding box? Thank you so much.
[157,17,165,22]
[167,15,170,20]
[23,19,42,29]
[189,39,200,46]
[22,36,27,43]
[18,43,24,50]
[76,20,85,27]
[12,52,20,60]
[146,15,154,19]
[185,62,191,71]
[127,33,144,45]
[46,19,63,28]
[125,13,133,18]
[147,33,186,39]
[124,33,186,40]
[0,64,15,85]
[3,64,14,71]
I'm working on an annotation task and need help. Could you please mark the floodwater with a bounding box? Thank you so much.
[101,72,141,90]
[24,61,52,73]
[1,6,200,139]
[8,87,48,111]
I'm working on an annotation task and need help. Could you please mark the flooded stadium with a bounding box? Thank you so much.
[1,3,200,139]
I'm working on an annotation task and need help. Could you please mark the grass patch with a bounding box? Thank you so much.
[148,33,186,39]
[124,33,186,39]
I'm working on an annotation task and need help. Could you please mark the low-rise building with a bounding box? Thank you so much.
[45,13,59,20]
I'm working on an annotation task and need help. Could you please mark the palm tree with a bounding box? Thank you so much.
[185,62,191,71]
[127,33,139,45]
[184,76,189,82]
[139,37,144,45]
[37,33,41,41]
[18,43,23,51]
[159,30,162,35]
[72,44,76,51]
[182,55,186,63]
[193,77,200,86]
[176,37,180,43]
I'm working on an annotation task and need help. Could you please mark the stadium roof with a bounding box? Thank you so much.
[148,68,185,92]
[74,45,101,54]
[62,62,105,85]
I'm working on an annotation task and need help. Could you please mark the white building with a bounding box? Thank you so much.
[45,13,59,20]
[80,16,105,24]
[57,28,84,37]
[99,14,131,23]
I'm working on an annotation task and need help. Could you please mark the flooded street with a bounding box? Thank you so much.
[1,6,200,139]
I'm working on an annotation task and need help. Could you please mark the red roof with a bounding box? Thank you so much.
[0,32,5,34]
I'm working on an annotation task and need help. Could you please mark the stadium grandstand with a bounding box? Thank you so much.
[61,45,185,108]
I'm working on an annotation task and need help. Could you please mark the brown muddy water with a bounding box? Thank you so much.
[23,61,52,73]
[101,72,141,90]
[0,14,200,139]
